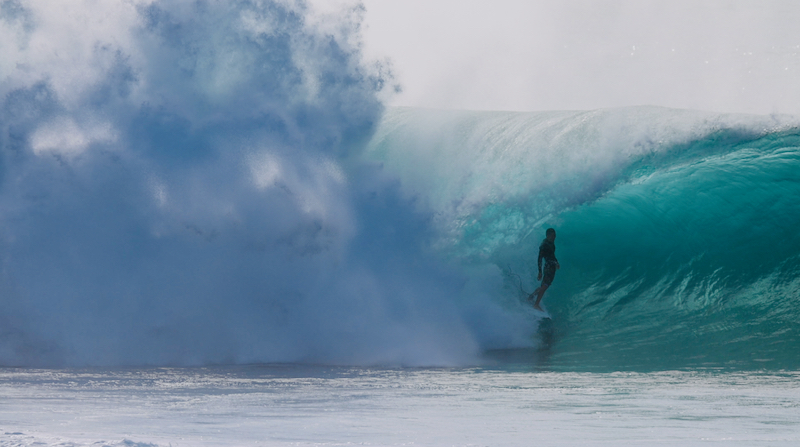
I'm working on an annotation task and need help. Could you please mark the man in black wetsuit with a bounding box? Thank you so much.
[528,228,559,311]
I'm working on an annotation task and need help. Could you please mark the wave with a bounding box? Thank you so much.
[548,127,800,370]
[366,106,800,370]
[2,1,799,370]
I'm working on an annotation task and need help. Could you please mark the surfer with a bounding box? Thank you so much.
[528,228,559,311]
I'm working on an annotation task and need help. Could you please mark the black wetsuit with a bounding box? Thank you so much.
[538,238,558,286]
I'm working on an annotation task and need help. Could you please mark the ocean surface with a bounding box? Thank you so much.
[2,365,799,446]
[1,1,799,445]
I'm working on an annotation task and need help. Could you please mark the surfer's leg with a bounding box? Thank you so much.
[528,284,545,303]
[533,283,549,310]
[533,266,556,310]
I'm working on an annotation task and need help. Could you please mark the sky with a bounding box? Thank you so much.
[336,0,800,115]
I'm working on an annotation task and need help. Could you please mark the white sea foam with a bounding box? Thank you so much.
[1,367,798,446]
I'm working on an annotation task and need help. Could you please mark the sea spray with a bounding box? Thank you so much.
[0,0,488,367]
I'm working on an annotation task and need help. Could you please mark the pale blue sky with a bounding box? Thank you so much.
[347,0,800,115]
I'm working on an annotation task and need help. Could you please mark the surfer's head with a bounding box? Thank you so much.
[546,228,556,241]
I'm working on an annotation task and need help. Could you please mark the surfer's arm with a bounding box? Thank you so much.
[537,248,544,278]
[537,250,543,273]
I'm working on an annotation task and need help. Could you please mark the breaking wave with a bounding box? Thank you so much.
[2,0,799,370]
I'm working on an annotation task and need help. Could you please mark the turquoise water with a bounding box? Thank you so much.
[366,107,800,371]
[550,131,800,371]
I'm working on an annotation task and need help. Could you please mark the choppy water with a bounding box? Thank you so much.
[1,366,799,446]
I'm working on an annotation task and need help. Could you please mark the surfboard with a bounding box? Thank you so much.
[532,306,552,319]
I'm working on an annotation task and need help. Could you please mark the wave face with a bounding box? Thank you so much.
[2,2,799,370]
[367,107,800,370]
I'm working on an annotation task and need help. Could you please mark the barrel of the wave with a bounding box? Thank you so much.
[549,128,800,370]
[365,106,800,370]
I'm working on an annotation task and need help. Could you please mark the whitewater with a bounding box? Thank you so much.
[2,366,799,446]
[1,0,799,445]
